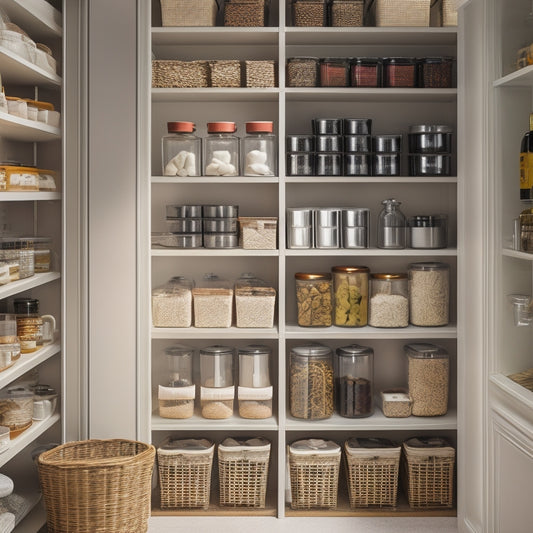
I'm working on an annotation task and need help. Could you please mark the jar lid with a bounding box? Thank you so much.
[291,343,332,357]
[381,198,401,207]
[200,345,234,356]
[32,385,57,398]
[409,215,447,227]
[239,344,271,356]
[331,265,369,274]
[207,121,236,133]
[408,261,449,271]
[420,56,454,63]
[371,273,407,280]
[295,272,332,281]
[164,344,194,357]
[246,121,273,133]
[351,57,381,64]
[13,298,39,311]
[336,344,373,357]
[404,343,448,359]
[408,124,453,134]
[383,57,416,63]
[219,437,271,452]
[167,121,195,133]
[345,437,398,450]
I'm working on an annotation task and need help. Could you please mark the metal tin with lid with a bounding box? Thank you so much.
[332,266,369,326]
[409,214,448,248]
[408,124,453,153]
[286,134,314,152]
[287,208,313,248]
[314,208,341,248]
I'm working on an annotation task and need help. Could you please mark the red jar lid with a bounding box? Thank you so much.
[207,121,236,133]
[167,121,195,133]
[246,121,273,133]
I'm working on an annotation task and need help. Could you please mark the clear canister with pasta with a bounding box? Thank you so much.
[332,266,369,327]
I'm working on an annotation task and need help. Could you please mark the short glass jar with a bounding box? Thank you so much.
[295,272,333,326]
[242,121,277,176]
[332,265,369,327]
[350,57,382,87]
[13,298,55,353]
[418,57,454,88]
[204,121,239,176]
[320,57,349,87]
[162,121,202,177]
[368,273,408,328]
[383,57,417,88]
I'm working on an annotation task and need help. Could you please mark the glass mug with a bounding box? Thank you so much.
[13,299,55,354]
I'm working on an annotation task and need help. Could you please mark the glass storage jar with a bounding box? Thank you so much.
[295,272,333,327]
[0,388,34,437]
[408,215,448,249]
[200,345,234,419]
[192,273,233,328]
[159,344,195,419]
[289,344,334,420]
[377,199,406,249]
[287,57,319,87]
[320,58,349,87]
[335,344,374,418]
[13,298,55,353]
[404,343,449,416]
[238,344,273,419]
[0,237,34,279]
[368,273,409,328]
[418,57,454,88]
[350,57,382,87]
[162,121,202,177]
[383,57,417,87]
[152,275,193,328]
[204,121,239,176]
[332,265,369,327]
[33,237,52,273]
[242,121,277,176]
[234,273,276,328]
[408,262,450,326]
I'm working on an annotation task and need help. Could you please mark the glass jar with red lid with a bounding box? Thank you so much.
[204,121,240,176]
[242,121,277,176]
[161,121,202,177]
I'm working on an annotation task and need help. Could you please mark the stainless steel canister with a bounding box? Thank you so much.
[287,208,313,248]
[342,208,369,248]
[314,208,340,249]
[166,205,203,219]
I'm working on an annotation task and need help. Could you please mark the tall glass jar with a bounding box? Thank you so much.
[204,121,239,176]
[295,272,333,327]
[377,198,406,249]
[242,121,277,176]
[408,262,450,326]
[158,344,195,419]
[332,266,369,327]
[368,273,409,328]
[290,344,333,420]
[200,345,234,419]
[335,344,374,418]
[161,121,202,177]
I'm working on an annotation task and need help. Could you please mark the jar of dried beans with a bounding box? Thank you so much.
[383,57,417,88]
[350,57,382,87]
[295,272,333,327]
[332,266,369,327]
[320,58,349,87]
[290,344,334,420]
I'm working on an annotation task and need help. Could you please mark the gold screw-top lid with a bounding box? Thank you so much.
[529,112,533,131]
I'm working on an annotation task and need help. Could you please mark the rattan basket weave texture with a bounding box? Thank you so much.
[152,60,209,88]
[374,0,431,27]
[37,439,155,533]
[442,0,458,26]
[160,0,218,27]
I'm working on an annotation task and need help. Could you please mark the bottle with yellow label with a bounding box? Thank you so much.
[519,113,533,200]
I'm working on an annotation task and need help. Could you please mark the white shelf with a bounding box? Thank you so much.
[0,343,60,389]
[285,176,458,184]
[0,0,62,39]
[152,412,278,431]
[152,326,279,339]
[502,248,533,261]
[0,272,60,299]
[490,373,533,412]
[0,46,61,86]
[0,413,60,468]
[285,248,458,257]
[285,88,457,103]
[151,176,279,184]
[285,324,458,339]
[0,110,60,142]
[152,27,278,46]
[152,88,279,102]
[494,64,533,88]
[151,249,279,257]
[0,191,61,201]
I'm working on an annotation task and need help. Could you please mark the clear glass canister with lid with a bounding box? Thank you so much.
[0,237,34,279]
[162,121,202,177]
[204,121,239,176]
[158,344,195,419]
[332,266,369,327]
[289,344,334,420]
[408,262,450,326]
[33,237,52,273]
[13,298,55,353]
[377,199,406,249]
[242,121,277,176]
[192,273,233,328]
[234,273,276,328]
[368,273,408,328]
[335,344,374,418]
[295,272,333,327]
[152,276,194,328]
[200,345,234,419]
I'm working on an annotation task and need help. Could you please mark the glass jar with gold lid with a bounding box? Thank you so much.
[368,273,408,328]
[332,266,369,327]
[295,272,332,327]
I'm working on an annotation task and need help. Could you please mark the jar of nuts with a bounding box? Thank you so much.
[295,272,333,327]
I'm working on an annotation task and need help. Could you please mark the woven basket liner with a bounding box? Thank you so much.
[209,60,242,88]
[160,0,218,27]
[442,0,458,26]
[224,0,265,27]
[402,451,454,508]
[152,60,209,88]
[344,452,400,508]
[158,450,214,509]
[374,0,431,27]
[245,60,277,88]
[289,453,340,509]
[218,448,270,508]
[37,439,155,533]
[331,0,364,27]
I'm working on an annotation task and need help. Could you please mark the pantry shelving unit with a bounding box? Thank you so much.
[0,0,64,530]
[139,0,460,521]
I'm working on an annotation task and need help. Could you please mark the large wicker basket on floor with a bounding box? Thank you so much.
[37,439,156,533]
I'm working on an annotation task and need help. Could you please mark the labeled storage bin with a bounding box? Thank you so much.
[372,0,431,27]
[192,274,233,327]
[380,388,412,417]
[152,276,193,327]
[224,0,267,27]
[295,272,333,326]
[160,0,219,26]
[235,273,276,328]
[152,60,209,88]
[292,0,326,26]
[239,217,277,249]
[332,266,369,327]
[330,0,364,27]
[218,437,271,508]
[344,437,401,508]
[238,345,273,419]
[244,60,276,87]
[402,436,455,508]
[369,273,409,328]
[0,165,39,192]
[157,438,214,510]
[288,439,341,509]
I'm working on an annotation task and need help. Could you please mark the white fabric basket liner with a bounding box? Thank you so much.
[238,386,273,401]
[200,385,234,400]
[289,439,341,457]
[345,443,401,459]
[219,437,270,453]
[158,384,195,400]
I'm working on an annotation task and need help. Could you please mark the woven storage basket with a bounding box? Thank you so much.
[372,0,431,27]
[152,60,209,88]
[209,60,242,87]
[245,60,276,87]
[160,0,218,27]
[218,437,270,508]
[402,436,455,509]
[442,0,458,26]
[288,439,341,510]
[344,437,401,508]
[330,0,365,27]
[224,0,266,27]
[157,438,214,510]
[37,439,155,533]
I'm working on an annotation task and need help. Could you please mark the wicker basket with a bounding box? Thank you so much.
[224,0,266,27]
[160,0,219,27]
[157,438,214,510]
[218,437,271,508]
[245,60,276,87]
[37,439,155,533]
[209,60,242,87]
[344,437,401,508]
[402,436,455,509]
[442,0,458,26]
[288,439,341,510]
[152,60,209,88]
[372,0,432,27]
[330,0,364,27]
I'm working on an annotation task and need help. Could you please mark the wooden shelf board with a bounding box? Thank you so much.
[502,247,533,261]
[285,88,457,103]
[0,0,62,39]
[0,110,60,142]
[0,47,61,87]
[0,272,60,300]
[494,64,533,88]
[151,248,279,257]
[151,176,279,184]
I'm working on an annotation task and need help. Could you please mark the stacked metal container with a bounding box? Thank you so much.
[202,205,239,248]
[165,205,203,248]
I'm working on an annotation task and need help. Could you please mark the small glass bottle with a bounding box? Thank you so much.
[242,121,277,177]
[161,121,202,177]
[204,121,239,176]
[377,198,406,249]
[332,266,369,327]
[335,344,374,418]
[368,273,409,328]
[200,345,234,419]
[295,272,333,327]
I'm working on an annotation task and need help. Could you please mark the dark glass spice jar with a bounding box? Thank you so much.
[350,57,382,87]
[418,57,454,88]
[383,57,417,88]
[320,58,349,87]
